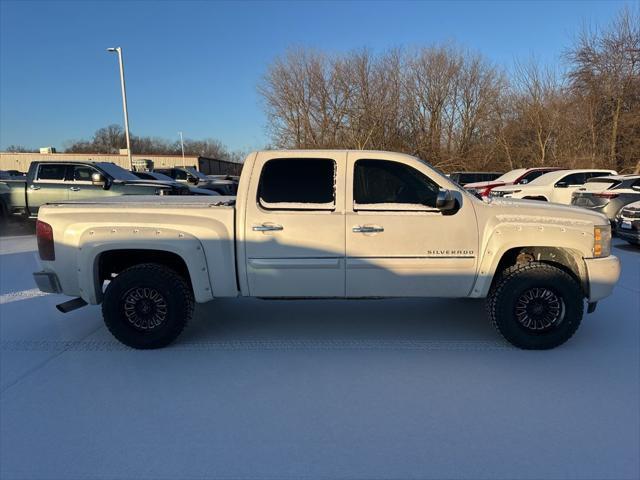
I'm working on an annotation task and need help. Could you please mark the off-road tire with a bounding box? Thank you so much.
[102,263,194,349]
[487,262,584,350]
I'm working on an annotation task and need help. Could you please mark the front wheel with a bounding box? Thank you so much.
[102,263,194,349]
[487,262,584,349]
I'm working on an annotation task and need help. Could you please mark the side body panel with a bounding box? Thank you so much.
[36,200,237,304]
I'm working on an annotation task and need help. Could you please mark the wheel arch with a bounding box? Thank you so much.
[489,246,587,295]
[76,227,214,305]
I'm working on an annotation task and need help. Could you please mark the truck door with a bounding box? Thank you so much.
[345,153,479,297]
[67,164,109,201]
[244,153,346,297]
[26,163,70,216]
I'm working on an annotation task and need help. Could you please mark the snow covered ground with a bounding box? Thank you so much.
[1,233,638,480]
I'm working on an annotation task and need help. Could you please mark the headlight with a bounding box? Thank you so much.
[593,225,611,258]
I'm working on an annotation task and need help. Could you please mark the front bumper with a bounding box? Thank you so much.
[33,271,62,294]
[583,256,621,302]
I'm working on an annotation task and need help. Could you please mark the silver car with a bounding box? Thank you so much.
[571,174,640,223]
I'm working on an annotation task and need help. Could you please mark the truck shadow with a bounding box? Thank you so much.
[183,296,500,346]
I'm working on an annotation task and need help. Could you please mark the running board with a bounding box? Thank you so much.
[56,297,88,313]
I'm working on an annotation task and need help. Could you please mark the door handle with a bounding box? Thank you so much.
[252,223,284,232]
[69,186,80,192]
[29,185,41,191]
[353,225,384,233]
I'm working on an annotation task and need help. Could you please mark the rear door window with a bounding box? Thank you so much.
[559,173,587,186]
[258,158,335,210]
[36,164,68,181]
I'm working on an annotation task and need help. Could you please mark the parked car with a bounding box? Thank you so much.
[155,167,237,195]
[464,167,563,198]
[614,200,640,245]
[0,161,190,218]
[490,169,617,204]
[33,150,619,351]
[571,175,640,224]
[449,172,502,187]
[132,171,220,196]
[0,170,26,179]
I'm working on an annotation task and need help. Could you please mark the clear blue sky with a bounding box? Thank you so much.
[0,0,632,153]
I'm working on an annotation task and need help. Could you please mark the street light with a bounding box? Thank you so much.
[106,47,133,170]
[178,131,185,167]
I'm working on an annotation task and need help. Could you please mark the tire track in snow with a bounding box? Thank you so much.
[0,288,50,305]
[0,338,514,352]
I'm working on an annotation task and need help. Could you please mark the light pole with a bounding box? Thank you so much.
[179,131,185,167]
[106,47,133,170]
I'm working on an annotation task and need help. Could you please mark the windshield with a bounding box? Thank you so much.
[494,169,527,183]
[185,166,208,180]
[96,162,140,181]
[149,172,174,181]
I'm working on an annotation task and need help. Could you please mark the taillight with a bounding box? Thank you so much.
[593,192,619,199]
[36,220,55,261]
[480,187,492,197]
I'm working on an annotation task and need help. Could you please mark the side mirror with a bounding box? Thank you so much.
[436,189,456,212]
[520,179,529,184]
[91,172,106,188]
[555,181,568,188]
[187,176,198,184]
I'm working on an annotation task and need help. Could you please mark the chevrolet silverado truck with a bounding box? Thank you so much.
[1,160,190,218]
[32,150,620,350]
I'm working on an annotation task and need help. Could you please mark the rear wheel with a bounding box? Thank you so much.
[487,262,584,349]
[102,263,194,349]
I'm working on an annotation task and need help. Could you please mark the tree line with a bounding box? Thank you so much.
[259,7,639,173]
[5,126,245,164]
[63,125,246,163]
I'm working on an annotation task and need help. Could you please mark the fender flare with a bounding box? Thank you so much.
[471,222,591,298]
[77,226,214,304]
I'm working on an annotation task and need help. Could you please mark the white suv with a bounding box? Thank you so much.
[490,169,617,204]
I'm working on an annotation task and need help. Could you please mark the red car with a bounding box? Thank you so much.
[464,167,563,198]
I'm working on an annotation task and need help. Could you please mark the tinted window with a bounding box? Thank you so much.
[258,158,335,208]
[354,159,440,207]
[37,164,67,180]
[174,170,188,181]
[585,172,613,180]
[560,173,587,186]
[73,165,98,181]
[520,170,547,183]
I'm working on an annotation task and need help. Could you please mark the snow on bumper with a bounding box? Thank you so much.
[584,256,621,302]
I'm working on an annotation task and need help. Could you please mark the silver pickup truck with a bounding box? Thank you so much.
[33,150,620,350]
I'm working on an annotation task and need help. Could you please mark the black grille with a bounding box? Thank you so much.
[621,207,640,219]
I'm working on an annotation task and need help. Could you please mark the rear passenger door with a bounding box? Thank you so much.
[244,153,346,297]
[26,163,70,215]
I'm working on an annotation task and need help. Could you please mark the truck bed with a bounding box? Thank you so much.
[36,194,239,303]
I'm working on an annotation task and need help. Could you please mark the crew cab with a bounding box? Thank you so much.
[490,169,617,204]
[1,161,190,218]
[464,167,562,198]
[33,150,620,350]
